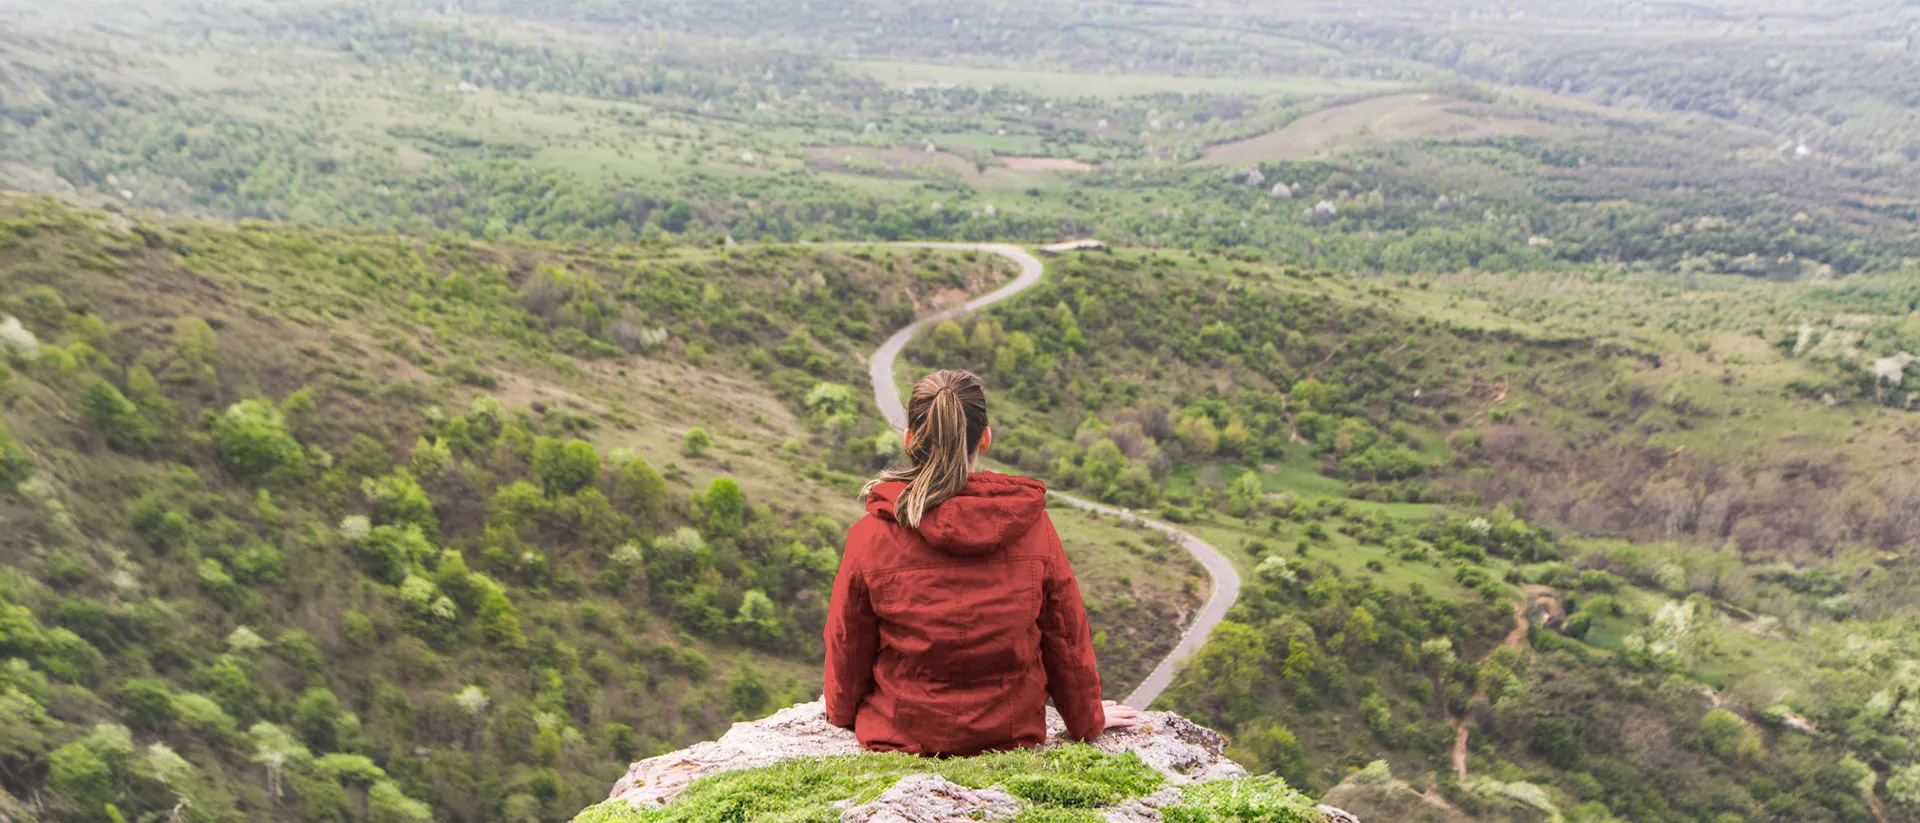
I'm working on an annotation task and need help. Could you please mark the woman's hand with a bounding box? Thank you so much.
[1101,700,1139,730]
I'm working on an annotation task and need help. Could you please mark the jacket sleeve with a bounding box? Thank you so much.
[1034,513,1105,741]
[823,527,879,729]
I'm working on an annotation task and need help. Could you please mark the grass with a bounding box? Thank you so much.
[1199,92,1560,163]
[1179,509,1514,600]
[566,746,1320,823]
[1049,505,1205,695]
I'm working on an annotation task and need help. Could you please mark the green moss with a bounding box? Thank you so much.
[1164,777,1321,823]
[567,751,1331,823]
[566,745,1167,823]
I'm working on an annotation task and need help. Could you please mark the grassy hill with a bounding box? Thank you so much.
[0,194,1200,823]
[4,1,1920,822]
[892,246,1920,821]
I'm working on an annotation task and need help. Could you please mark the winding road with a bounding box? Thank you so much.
[866,243,1242,709]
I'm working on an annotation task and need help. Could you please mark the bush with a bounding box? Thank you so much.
[47,724,132,816]
[81,377,155,451]
[532,437,600,495]
[703,477,745,538]
[615,457,669,529]
[213,399,306,482]
[683,428,712,457]
[291,688,344,751]
[0,422,32,489]
[362,472,438,535]
[601,723,639,761]
[488,481,553,530]
[118,678,178,729]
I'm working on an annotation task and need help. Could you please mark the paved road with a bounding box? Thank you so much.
[865,242,1242,710]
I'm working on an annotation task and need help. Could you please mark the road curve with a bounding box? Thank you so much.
[866,242,1243,709]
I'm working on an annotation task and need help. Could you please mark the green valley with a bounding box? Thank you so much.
[2,1,1919,822]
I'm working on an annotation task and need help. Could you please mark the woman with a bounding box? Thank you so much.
[824,369,1138,756]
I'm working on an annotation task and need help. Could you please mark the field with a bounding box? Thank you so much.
[1199,93,1562,163]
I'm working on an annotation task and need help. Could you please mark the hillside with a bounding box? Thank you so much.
[3,1,1920,822]
[895,247,1920,821]
[0,194,1201,822]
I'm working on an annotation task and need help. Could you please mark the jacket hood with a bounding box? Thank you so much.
[867,471,1048,555]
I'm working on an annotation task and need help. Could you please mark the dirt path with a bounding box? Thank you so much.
[866,243,1243,710]
[1453,599,1532,779]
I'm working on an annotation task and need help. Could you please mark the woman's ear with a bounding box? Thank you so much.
[978,426,992,454]
[902,429,914,450]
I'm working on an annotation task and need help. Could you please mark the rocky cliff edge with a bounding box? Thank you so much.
[577,701,1358,823]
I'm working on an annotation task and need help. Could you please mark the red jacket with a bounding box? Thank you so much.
[824,472,1105,755]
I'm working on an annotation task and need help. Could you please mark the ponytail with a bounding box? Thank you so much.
[862,370,989,528]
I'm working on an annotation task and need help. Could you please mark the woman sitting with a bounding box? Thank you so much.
[824,369,1137,756]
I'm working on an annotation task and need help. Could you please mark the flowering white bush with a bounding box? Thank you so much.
[1255,555,1296,585]
[455,685,491,716]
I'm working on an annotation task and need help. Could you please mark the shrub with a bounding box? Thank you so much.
[556,488,631,548]
[682,427,712,457]
[362,472,438,535]
[367,780,435,823]
[487,481,553,530]
[119,678,178,729]
[725,665,771,717]
[615,457,668,529]
[532,437,600,495]
[702,477,745,538]
[214,399,306,482]
[81,377,155,451]
[733,589,783,647]
[173,693,238,739]
[16,285,68,331]
[292,688,344,751]
[47,724,132,816]
[0,422,32,489]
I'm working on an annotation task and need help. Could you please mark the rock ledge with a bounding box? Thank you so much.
[602,701,1357,822]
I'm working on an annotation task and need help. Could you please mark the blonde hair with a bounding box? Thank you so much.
[863,370,989,528]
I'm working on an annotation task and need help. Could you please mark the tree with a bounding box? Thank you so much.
[214,400,306,483]
[1290,378,1329,412]
[725,665,771,718]
[1699,708,1745,761]
[367,780,434,823]
[362,472,438,535]
[615,457,668,529]
[291,688,343,752]
[930,320,966,355]
[1174,413,1219,457]
[1184,621,1269,722]
[47,724,133,816]
[1227,471,1264,517]
[703,478,745,538]
[601,723,639,761]
[734,589,783,647]
[532,437,599,495]
[1889,763,1920,810]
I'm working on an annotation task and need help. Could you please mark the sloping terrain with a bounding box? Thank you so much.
[0,195,1200,822]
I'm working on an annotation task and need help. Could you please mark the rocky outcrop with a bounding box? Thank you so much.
[839,774,1022,822]
[603,701,1359,822]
